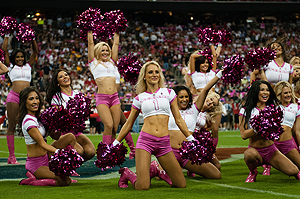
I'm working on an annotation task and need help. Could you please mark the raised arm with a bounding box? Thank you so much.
[210,44,219,71]
[87,31,95,62]
[28,128,57,153]
[111,32,119,63]
[0,62,9,75]
[250,69,260,84]
[195,73,221,110]
[171,98,192,138]
[189,53,201,74]
[28,40,38,66]
[115,107,139,142]
[2,36,10,66]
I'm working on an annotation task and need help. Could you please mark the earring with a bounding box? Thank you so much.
[143,78,146,80]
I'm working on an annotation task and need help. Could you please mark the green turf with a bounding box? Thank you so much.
[0,131,300,199]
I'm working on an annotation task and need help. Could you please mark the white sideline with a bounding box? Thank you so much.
[190,180,300,198]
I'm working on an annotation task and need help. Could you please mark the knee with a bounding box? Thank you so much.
[104,123,113,131]
[83,148,96,161]
[56,177,71,186]
[135,181,150,190]
[284,166,299,176]
[172,180,186,188]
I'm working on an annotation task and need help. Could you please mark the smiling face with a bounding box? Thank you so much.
[293,67,300,78]
[145,64,160,86]
[199,59,209,73]
[26,91,40,115]
[281,86,292,105]
[15,52,25,66]
[258,83,270,103]
[203,96,218,111]
[271,42,283,57]
[57,71,70,87]
[100,45,110,62]
[177,90,189,110]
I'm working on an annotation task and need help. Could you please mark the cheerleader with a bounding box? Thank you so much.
[2,35,38,164]
[168,71,223,179]
[18,87,76,186]
[114,61,195,190]
[46,69,95,161]
[87,31,121,144]
[239,80,300,182]
[250,41,293,88]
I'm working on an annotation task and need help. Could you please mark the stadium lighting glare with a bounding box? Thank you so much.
[190,17,194,20]
[36,13,41,16]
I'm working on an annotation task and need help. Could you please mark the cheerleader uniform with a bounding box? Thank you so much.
[89,58,120,107]
[190,70,216,90]
[264,60,293,85]
[132,88,176,157]
[275,103,300,154]
[168,104,200,167]
[7,63,31,104]
[239,107,279,164]
[22,114,48,174]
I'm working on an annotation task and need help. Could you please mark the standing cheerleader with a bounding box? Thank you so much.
[19,87,76,186]
[239,80,300,182]
[87,31,121,144]
[2,35,38,164]
[250,41,293,88]
[46,69,95,161]
[114,61,194,190]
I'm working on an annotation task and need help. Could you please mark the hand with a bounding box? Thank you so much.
[112,139,121,146]
[186,135,196,142]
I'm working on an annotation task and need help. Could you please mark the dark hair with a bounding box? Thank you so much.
[240,80,279,129]
[10,49,27,66]
[172,85,193,109]
[18,87,44,135]
[268,41,287,62]
[195,55,211,73]
[45,68,72,105]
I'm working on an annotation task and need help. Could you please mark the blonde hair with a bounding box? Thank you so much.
[94,42,112,61]
[274,81,297,104]
[135,61,166,94]
[290,56,300,70]
[206,91,223,120]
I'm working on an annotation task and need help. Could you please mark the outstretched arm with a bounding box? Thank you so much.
[0,62,9,75]
[87,31,95,62]
[195,72,222,110]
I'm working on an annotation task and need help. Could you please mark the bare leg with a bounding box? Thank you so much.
[110,104,121,140]
[97,104,113,143]
[6,102,19,164]
[34,166,71,186]
[269,150,299,176]
[184,161,221,179]
[76,134,95,161]
[158,152,186,188]
[134,149,151,190]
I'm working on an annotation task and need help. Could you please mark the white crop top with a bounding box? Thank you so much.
[51,90,79,108]
[89,58,120,83]
[190,70,216,89]
[168,103,200,131]
[22,114,46,145]
[279,103,300,128]
[239,107,261,129]
[264,60,293,85]
[132,88,176,119]
[8,63,32,82]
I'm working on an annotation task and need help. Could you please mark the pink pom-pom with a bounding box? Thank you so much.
[221,53,245,85]
[16,23,35,43]
[0,16,17,36]
[104,10,128,37]
[180,128,215,165]
[94,142,127,171]
[66,93,91,135]
[197,28,219,45]
[117,53,142,85]
[40,106,71,134]
[0,48,5,63]
[77,7,104,41]
[245,47,276,71]
[219,29,232,46]
[49,148,84,177]
[249,104,284,140]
